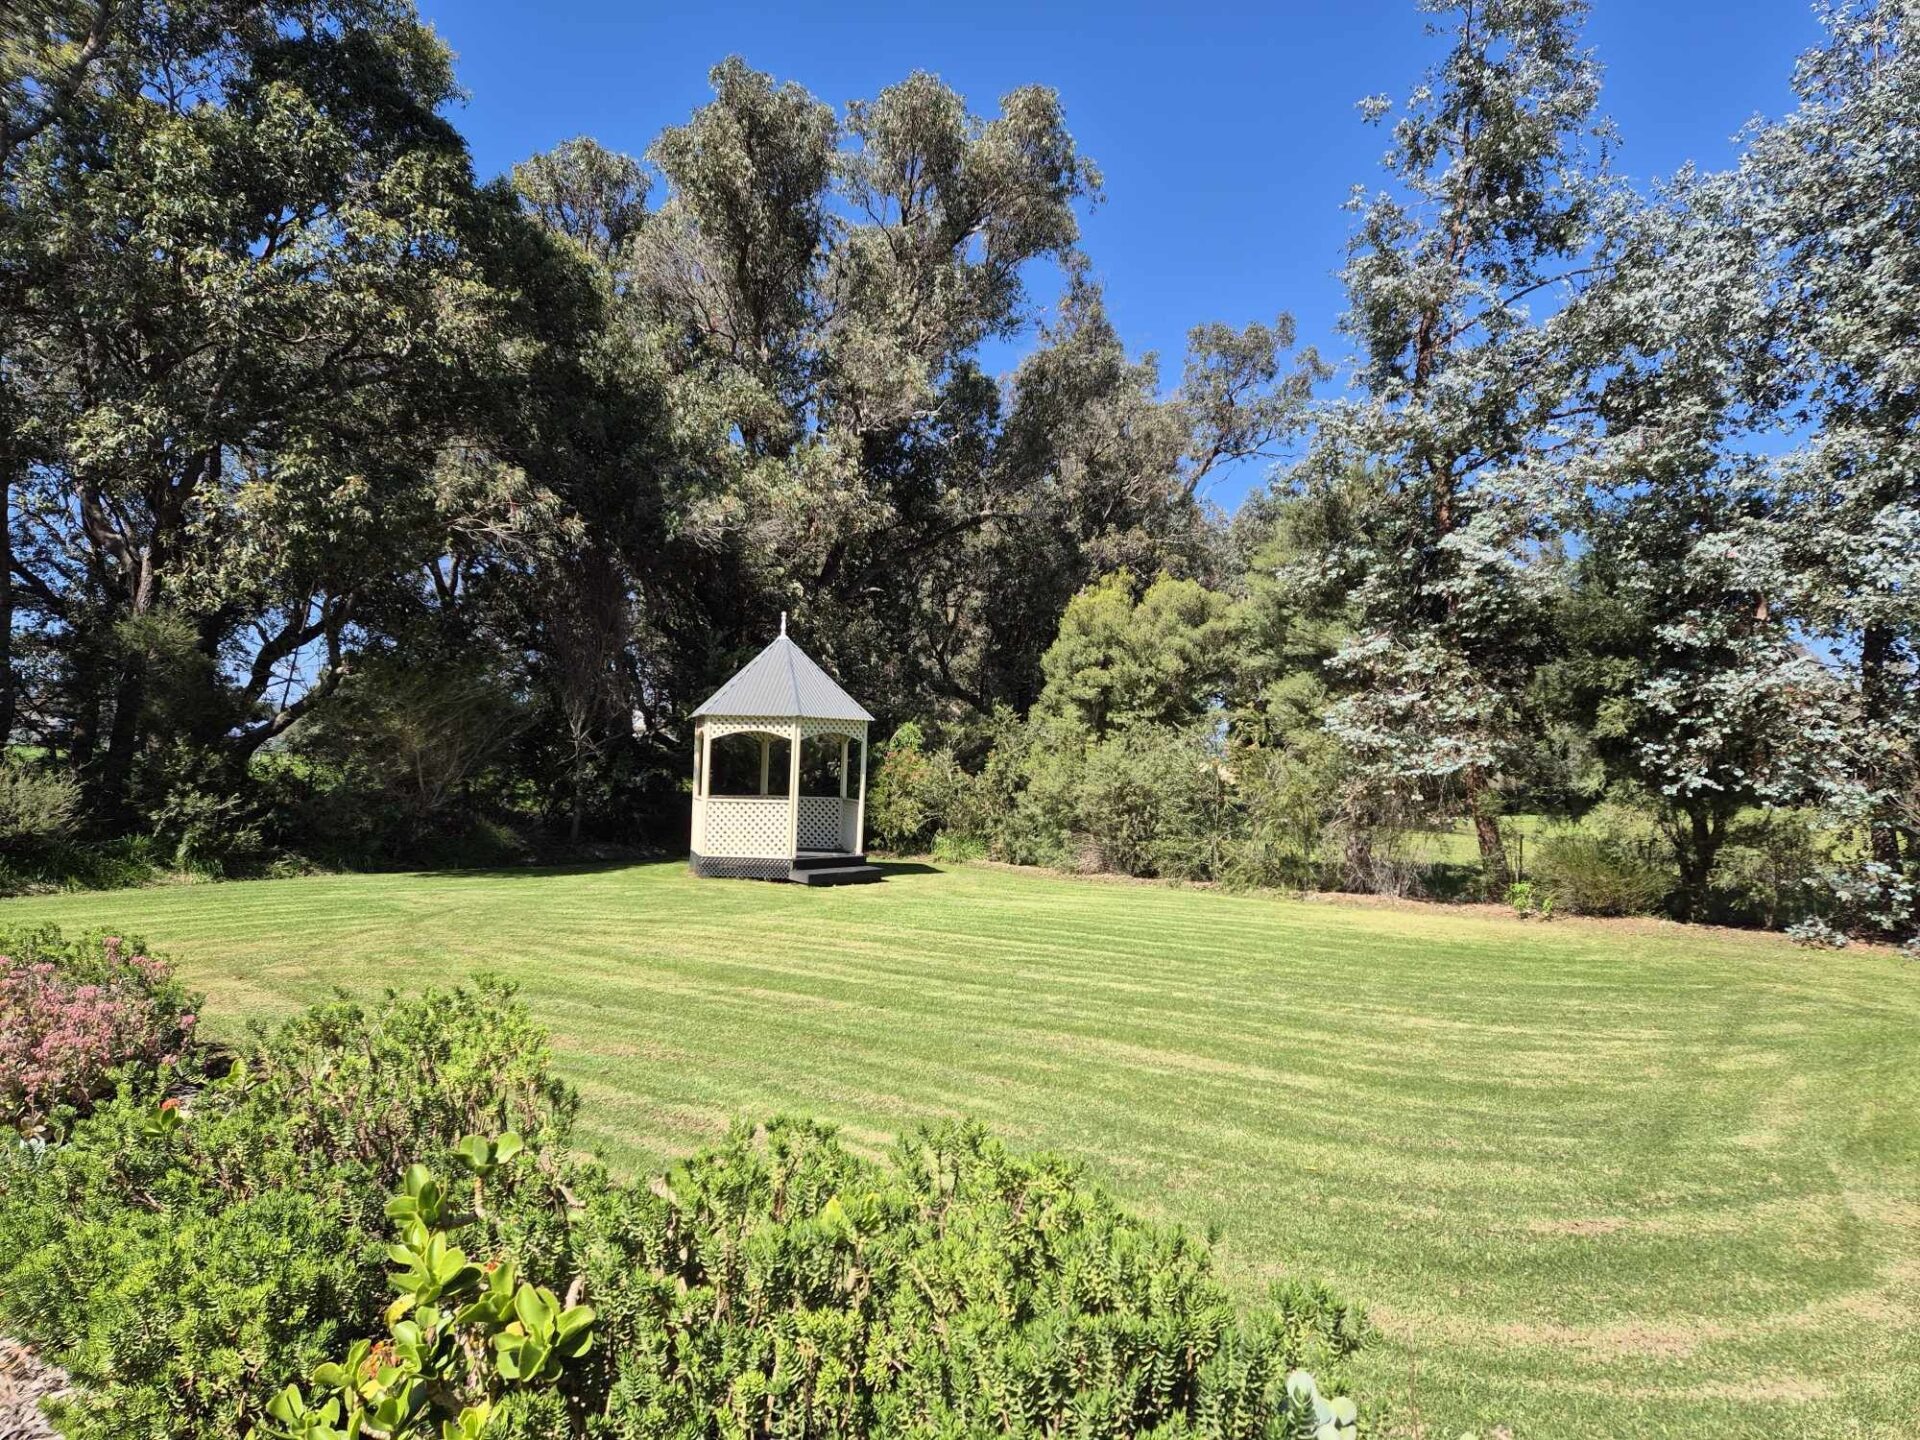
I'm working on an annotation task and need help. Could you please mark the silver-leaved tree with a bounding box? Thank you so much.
[1301,0,1616,886]
[1740,0,1920,936]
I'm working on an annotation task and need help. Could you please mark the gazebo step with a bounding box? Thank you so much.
[792,850,867,871]
[788,862,882,886]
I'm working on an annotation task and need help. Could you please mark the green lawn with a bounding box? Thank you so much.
[5,861,1916,1438]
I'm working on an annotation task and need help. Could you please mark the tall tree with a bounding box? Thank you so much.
[1543,162,1827,920]
[453,135,673,841]
[5,0,488,818]
[621,59,1314,732]
[2,1,131,746]
[1742,0,1920,933]
[1547,479,1826,918]
[1034,571,1240,739]
[1306,0,1613,884]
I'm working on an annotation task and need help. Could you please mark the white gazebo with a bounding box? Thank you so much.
[688,619,879,885]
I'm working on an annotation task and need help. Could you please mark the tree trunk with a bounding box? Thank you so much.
[1672,805,1724,924]
[569,759,585,846]
[1464,766,1509,889]
[1860,624,1905,871]
[0,463,16,749]
[94,662,144,826]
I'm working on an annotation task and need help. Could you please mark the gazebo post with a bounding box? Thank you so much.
[787,720,803,858]
[838,734,850,853]
[695,719,711,855]
[854,721,868,855]
[758,735,770,795]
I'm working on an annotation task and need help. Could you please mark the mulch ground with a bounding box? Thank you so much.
[0,1339,65,1440]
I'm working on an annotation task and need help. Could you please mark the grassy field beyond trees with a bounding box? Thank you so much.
[3,861,1914,1439]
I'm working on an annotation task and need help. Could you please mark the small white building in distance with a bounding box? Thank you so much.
[688,618,880,886]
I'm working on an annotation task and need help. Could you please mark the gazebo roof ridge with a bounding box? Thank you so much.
[691,616,874,723]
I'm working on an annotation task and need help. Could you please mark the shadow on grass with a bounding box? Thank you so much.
[393,857,676,883]
[401,857,949,885]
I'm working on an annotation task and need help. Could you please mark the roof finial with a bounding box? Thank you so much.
[779,610,787,637]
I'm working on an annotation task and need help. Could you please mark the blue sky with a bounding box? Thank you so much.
[419,0,1825,507]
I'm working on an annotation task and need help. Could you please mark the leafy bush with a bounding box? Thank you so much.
[1787,917,1851,949]
[1531,827,1673,917]
[2,977,1370,1440]
[133,742,270,875]
[1814,856,1918,943]
[1703,809,1824,929]
[580,1116,1368,1439]
[1506,881,1553,920]
[285,657,531,849]
[1220,742,1343,892]
[929,829,986,863]
[0,978,577,1440]
[0,926,198,1135]
[0,834,183,897]
[262,1142,596,1440]
[866,722,973,853]
[1088,726,1238,880]
[976,720,1241,882]
[0,762,79,852]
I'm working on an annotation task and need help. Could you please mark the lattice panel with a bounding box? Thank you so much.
[797,796,844,850]
[702,796,790,858]
[703,716,790,740]
[802,720,864,740]
[690,853,789,881]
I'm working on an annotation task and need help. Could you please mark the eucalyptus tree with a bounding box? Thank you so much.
[1547,475,1827,918]
[1,1,122,174]
[485,137,677,840]
[626,58,1106,717]
[1538,160,1830,920]
[1305,0,1615,884]
[5,0,489,818]
[1741,0,1920,932]
[2,1,131,745]
[626,60,1315,727]
[963,265,1316,716]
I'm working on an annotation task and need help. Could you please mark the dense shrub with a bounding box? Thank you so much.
[0,763,79,852]
[867,722,974,853]
[0,926,198,1135]
[1530,829,1673,916]
[1081,726,1238,880]
[1,978,1369,1440]
[261,1142,597,1440]
[0,979,577,1440]
[929,830,986,863]
[1703,809,1825,929]
[964,719,1243,882]
[974,714,1078,869]
[580,1117,1367,1439]
[1220,742,1345,892]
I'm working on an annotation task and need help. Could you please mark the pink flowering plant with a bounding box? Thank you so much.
[0,925,200,1135]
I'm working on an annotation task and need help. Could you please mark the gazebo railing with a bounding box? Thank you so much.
[700,796,789,858]
[700,795,859,858]
[797,795,842,850]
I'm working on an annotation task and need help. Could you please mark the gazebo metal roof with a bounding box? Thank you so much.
[691,631,874,723]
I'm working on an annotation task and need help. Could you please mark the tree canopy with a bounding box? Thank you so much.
[1,0,1913,939]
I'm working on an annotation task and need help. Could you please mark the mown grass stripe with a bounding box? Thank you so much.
[3,859,1915,1439]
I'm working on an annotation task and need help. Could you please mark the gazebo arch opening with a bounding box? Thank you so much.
[705,730,792,797]
[688,619,879,886]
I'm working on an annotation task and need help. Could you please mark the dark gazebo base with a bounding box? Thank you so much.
[690,852,882,886]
